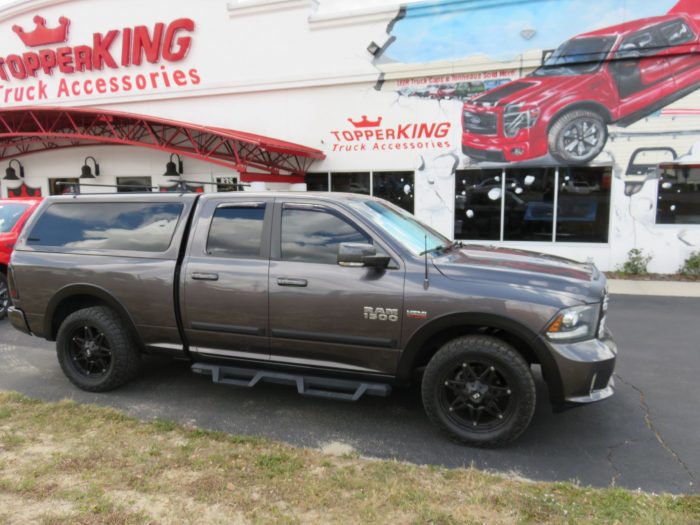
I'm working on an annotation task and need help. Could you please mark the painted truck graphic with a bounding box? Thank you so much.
[461,1,700,164]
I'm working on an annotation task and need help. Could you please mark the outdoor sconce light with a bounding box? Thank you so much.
[80,156,100,179]
[4,159,24,181]
[164,153,183,176]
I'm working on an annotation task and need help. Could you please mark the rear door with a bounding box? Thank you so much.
[181,197,272,360]
[267,199,405,375]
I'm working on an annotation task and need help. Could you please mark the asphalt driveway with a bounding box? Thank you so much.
[0,295,697,494]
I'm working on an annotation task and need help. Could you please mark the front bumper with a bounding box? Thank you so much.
[544,331,617,405]
[7,306,32,336]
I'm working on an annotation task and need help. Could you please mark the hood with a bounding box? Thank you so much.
[470,76,596,107]
[434,244,605,303]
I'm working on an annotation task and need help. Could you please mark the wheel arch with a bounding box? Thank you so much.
[44,284,143,348]
[546,101,613,133]
[397,312,564,404]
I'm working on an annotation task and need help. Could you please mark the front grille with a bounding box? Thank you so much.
[463,110,497,135]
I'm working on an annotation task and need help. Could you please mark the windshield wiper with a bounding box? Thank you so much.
[419,244,446,256]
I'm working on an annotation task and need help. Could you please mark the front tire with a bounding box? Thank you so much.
[547,109,608,164]
[0,272,9,320]
[56,306,141,392]
[422,335,536,446]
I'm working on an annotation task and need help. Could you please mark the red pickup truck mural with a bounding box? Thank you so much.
[462,0,700,164]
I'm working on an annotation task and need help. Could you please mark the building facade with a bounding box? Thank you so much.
[1,0,699,272]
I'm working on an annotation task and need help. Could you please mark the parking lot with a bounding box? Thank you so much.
[0,294,697,494]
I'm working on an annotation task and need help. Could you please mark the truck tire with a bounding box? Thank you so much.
[547,109,608,165]
[422,335,536,446]
[56,306,141,392]
[0,272,8,320]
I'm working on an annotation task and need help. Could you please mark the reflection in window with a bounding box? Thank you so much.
[281,208,369,264]
[27,203,183,252]
[454,169,503,241]
[504,168,556,241]
[207,206,265,258]
[372,171,414,213]
[657,164,700,224]
[117,176,152,192]
[305,173,329,191]
[0,203,28,233]
[49,178,79,196]
[331,172,370,195]
[454,166,611,243]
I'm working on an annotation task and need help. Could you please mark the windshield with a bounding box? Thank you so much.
[347,199,450,256]
[533,36,616,77]
[0,203,28,233]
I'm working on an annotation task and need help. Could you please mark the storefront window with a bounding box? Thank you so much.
[372,171,414,213]
[454,169,503,241]
[504,168,556,241]
[117,176,152,192]
[216,176,240,192]
[557,166,611,242]
[305,173,329,191]
[330,172,370,194]
[455,166,611,244]
[657,164,700,224]
[49,178,79,195]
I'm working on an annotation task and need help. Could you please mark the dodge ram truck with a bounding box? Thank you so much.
[7,192,617,446]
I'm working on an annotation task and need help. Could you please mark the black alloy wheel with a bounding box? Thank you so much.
[67,324,113,378]
[548,109,608,164]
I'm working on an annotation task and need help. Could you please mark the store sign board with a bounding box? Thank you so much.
[0,14,199,103]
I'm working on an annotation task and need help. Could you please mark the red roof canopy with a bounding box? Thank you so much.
[0,107,324,180]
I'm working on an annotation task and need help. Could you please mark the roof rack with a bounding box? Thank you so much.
[55,180,250,195]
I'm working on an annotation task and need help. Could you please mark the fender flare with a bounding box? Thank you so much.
[44,283,142,345]
[397,312,564,404]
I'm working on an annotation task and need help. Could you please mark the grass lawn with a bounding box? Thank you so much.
[0,391,697,524]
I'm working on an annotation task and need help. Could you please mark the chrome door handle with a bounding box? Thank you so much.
[192,272,219,281]
[277,277,308,287]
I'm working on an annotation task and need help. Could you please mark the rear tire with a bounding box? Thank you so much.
[0,272,8,320]
[56,306,141,392]
[422,335,536,446]
[548,109,608,164]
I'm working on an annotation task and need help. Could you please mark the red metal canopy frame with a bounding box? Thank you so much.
[0,107,325,183]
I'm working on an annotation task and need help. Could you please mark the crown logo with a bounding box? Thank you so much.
[12,15,70,47]
[348,115,382,128]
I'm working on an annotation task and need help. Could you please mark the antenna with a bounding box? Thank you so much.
[423,235,429,290]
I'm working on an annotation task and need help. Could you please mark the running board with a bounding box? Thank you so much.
[191,363,392,402]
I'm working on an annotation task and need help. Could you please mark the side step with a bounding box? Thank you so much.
[191,363,392,402]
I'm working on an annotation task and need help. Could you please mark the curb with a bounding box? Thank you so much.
[608,279,700,297]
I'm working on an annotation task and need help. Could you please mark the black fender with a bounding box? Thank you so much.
[43,283,143,346]
[397,312,565,405]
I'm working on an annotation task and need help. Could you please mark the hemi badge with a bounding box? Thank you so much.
[406,309,428,319]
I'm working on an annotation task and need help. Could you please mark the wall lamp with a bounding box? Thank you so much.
[4,159,24,181]
[80,156,100,179]
[164,153,184,176]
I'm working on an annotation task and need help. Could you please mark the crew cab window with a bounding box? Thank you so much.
[614,30,662,59]
[0,203,28,233]
[207,205,266,258]
[281,207,370,264]
[658,19,695,47]
[27,202,183,252]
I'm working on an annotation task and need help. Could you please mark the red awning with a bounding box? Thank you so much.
[0,107,324,181]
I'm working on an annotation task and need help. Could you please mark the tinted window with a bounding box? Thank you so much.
[0,203,28,233]
[657,164,700,224]
[373,171,414,213]
[281,208,370,264]
[207,206,265,258]
[659,19,694,47]
[27,202,183,252]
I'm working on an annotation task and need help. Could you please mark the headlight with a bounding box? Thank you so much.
[503,103,540,137]
[546,304,600,342]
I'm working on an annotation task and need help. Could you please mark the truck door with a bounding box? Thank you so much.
[268,200,405,375]
[181,197,272,360]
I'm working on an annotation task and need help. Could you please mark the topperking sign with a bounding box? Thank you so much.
[0,14,199,103]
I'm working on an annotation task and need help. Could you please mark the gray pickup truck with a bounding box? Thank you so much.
[7,192,617,446]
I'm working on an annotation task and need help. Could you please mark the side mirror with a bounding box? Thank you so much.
[338,243,391,269]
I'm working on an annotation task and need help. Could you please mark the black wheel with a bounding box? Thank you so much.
[0,272,9,320]
[422,335,536,446]
[548,109,608,164]
[56,306,140,392]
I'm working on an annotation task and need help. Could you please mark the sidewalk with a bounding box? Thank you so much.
[608,279,700,297]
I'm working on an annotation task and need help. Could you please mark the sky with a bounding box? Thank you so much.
[387,0,679,63]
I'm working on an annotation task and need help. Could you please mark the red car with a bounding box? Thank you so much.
[0,198,41,319]
[462,3,700,164]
